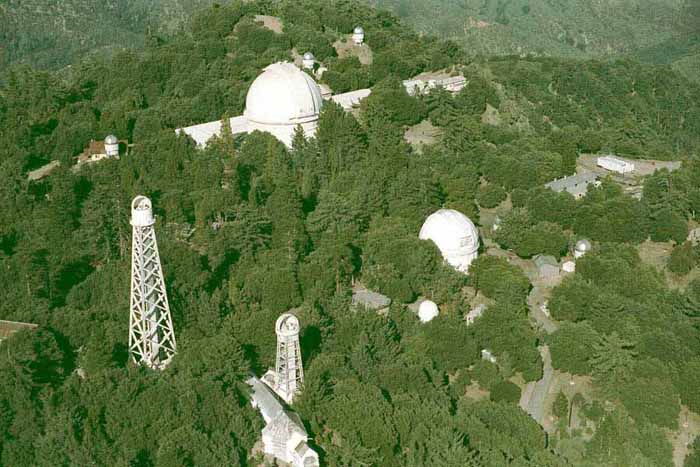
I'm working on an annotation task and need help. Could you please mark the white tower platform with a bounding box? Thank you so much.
[128,196,176,370]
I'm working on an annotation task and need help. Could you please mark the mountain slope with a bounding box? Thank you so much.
[369,0,682,59]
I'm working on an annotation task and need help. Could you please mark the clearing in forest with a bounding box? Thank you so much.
[333,37,373,65]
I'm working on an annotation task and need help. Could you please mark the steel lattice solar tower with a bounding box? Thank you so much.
[129,196,176,370]
[273,313,304,403]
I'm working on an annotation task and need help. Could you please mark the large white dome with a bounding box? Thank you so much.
[419,209,480,274]
[418,300,439,323]
[244,62,323,147]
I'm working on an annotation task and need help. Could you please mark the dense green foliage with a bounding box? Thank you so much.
[1,0,699,465]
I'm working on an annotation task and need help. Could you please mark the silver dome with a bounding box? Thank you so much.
[303,51,315,60]
[104,134,118,144]
[353,26,364,34]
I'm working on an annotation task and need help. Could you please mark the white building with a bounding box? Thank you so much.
[352,26,365,45]
[302,52,315,70]
[419,209,480,274]
[417,300,439,323]
[562,260,576,273]
[403,76,467,96]
[465,304,486,326]
[481,349,497,364]
[597,155,634,174]
[248,377,320,467]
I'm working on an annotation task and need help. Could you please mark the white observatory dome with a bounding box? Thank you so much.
[574,239,592,258]
[418,300,439,323]
[244,62,323,147]
[104,134,119,157]
[419,209,480,274]
[302,52,316,71]
[352,26,365,44]
[131,196,155,227]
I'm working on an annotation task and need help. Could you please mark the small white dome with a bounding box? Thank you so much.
[562,261,576,273]
[353,26,364,34]
[104,134,118,144]
[303,51,315,60]
[419,209,480,274]
[418,300,439,323]
[244,62,323,127]
[575,239,591,252]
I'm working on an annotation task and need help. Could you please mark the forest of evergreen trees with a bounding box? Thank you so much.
[1,1,700,465]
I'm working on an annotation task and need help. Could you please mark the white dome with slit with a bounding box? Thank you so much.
[419,209,480,274]
[244,62,323,146]
[418,300,439,323]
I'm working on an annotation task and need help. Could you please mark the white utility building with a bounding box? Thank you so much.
[562,260,576,273]
[352,26,365,44]
[417,300,439,323]
[302,52,315,70]
[419,209,480,274]
[465,304,486,325]
[248,377,320,467]
[597,156,635,174]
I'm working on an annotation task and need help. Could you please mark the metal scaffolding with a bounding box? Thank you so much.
[129,196,176,370]
[273,313,304,403]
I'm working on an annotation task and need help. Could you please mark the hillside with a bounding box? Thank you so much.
[2,0,700,466]
[370,0,681,57]
[0,0,218,69]
[2,0,697,72]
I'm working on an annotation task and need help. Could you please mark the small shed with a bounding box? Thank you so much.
[545,172,598,199]
[352,286,391,311]
[533,255,560,281]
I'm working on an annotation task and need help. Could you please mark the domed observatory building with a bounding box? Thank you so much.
[352,26,365,45]
[104,134,119,157]
[301,51,315,70]
[419,209,480,274]
[244,62,323,147]
[574,239,592,259]
[418,300,439,323]
[176,62,323,148]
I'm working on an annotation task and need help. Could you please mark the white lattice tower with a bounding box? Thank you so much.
[129,196,176,370]
[274,313,304,403]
